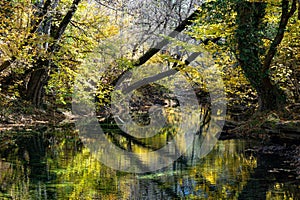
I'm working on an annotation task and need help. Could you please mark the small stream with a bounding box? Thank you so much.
[0,127,299,199]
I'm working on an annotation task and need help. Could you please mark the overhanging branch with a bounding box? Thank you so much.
[122,37,221,94]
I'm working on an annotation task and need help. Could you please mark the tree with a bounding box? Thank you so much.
[0,0,82,106]
[190,0,299,111]
[235,0,297,111]
[0,0,116,107]
[25,0,82,106]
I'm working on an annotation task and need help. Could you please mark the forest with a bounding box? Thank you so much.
[0,0,299,199]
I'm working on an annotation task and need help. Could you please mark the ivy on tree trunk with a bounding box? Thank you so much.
[235,0,296,111]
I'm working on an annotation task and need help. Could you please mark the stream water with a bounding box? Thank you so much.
[0,127,299,199]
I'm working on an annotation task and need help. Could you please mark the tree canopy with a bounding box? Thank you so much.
[0,0,299,118]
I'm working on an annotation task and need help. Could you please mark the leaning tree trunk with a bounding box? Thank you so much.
[236,1,287,111]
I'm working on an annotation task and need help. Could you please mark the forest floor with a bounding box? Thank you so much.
[0,101,65,132]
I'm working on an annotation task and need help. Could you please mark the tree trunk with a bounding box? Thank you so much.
[236,1,286,111]
[26,67,49,107]
[257,77,286,111]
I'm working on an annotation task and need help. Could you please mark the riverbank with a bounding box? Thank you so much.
[1,102,299,140]
[0,102,66,132]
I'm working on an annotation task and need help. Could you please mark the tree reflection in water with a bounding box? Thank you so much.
[0,127,298,199]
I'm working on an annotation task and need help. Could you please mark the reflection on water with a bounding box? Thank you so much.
[0,129,298,199]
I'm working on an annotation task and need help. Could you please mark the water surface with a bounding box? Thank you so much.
[0,128,298,199]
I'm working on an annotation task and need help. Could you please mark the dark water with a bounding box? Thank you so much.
[0,128,299,199]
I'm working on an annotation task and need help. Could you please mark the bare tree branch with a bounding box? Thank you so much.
[133,9,201,66]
